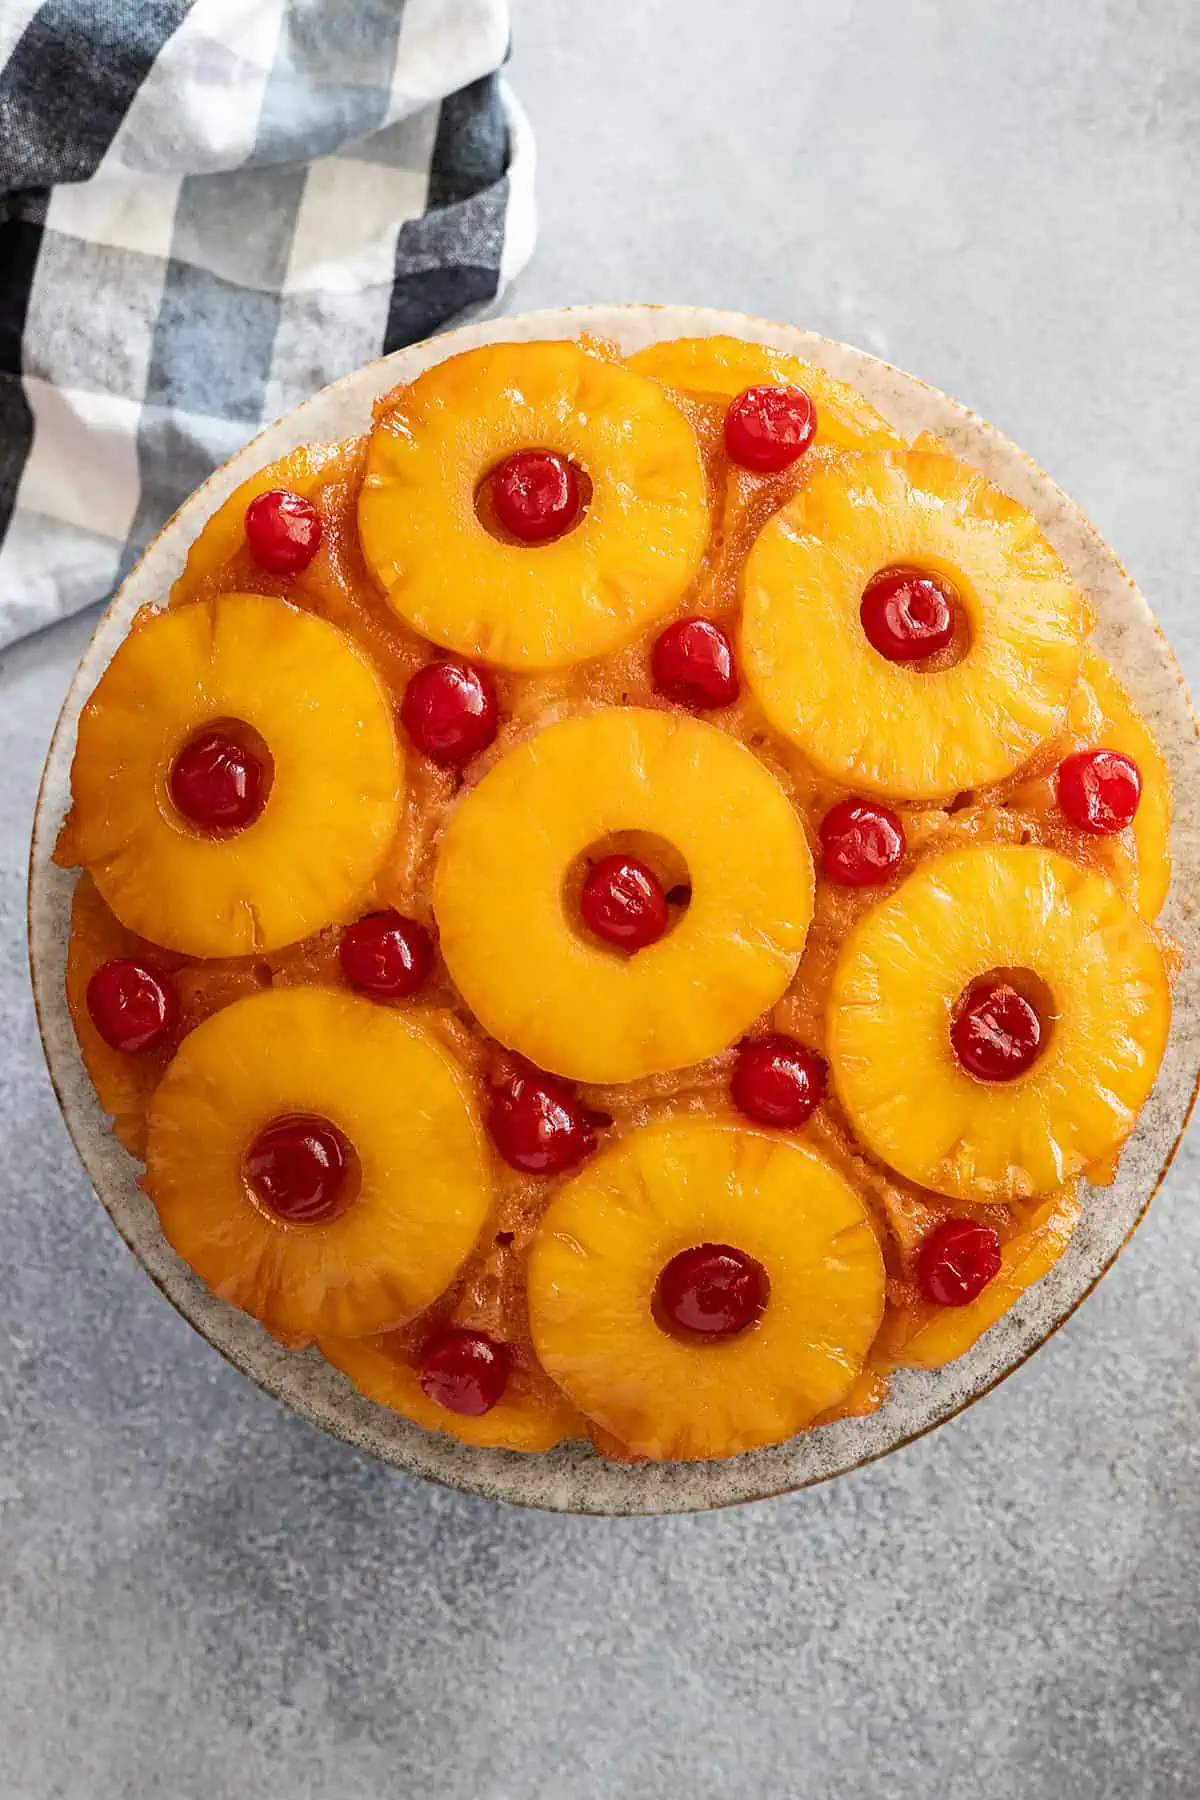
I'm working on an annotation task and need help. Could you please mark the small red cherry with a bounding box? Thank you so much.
[580,855,668,952]
[655,1244,770,1341]
[401,660,499,767]
[951,978,1044,1082]
[1056,748,1141,836]
[340,911,432,999]
[244,489,323,574]
[487,1068,596,1175]
[86,959,178,1054]
[244,1114,351,1225]
[651,617,739,710]
[917,1218,1003,1307]
[860,567,957,663]
[732,1035,825,1128]
[724,385,817,473]
[169,729,265,831]
[490,451,581,544]
[417,1329,511,1416]
[819,798,906,886]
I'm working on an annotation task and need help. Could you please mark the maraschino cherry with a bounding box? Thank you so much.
[401,659,498,766]
[655,1244,770,1341]
[860,567,957,663]
[490,451,581,544]
[417,1329,511,1415]
[245,1114,352,1224]
[819,798,906,886]
[86,959,178,1054]
[951,977,1044,1082]
[169,729,266,832]
[488,1067,596,1175]
[917,1219,1003,1307]
[651,617,739,710]
[1056,748,1141,836]
[732,1035,825,1128]
[724,385,816,473]
[244,489,323,574]
[580,855,668,952]
[340,911,432,999]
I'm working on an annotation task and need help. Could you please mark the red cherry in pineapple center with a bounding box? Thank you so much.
[918,1218,1003,1307]
[860,566,957,664]
[169,728,266,832]
[244,488,323,574]
[417,1329,511,1416]
[820,798,906,886]
[655,1244,770,1342]
[340,910,433,999]
[401,659,498,766]
[652,616,739,710]
[1056,748,1142,836]
[580,854,668,953]
[732,1035,825,1129]
[490,450,582,544]
[951,976,1044,1082]
[724,384,816,473]
[86,959,178,1054]
[245,1114,353,1224]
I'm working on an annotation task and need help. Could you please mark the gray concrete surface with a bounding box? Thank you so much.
[3,2,1199,1794]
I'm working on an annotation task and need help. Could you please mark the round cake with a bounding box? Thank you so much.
[52,328,1179,1466]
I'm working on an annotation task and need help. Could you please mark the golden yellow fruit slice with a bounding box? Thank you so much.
[433,708,814,1083]
[885,1187,1082,1370]
[358,340,709,669]
[320,1332,584,1452]
[527,1119,886,1461]
[627,334,905,450]
[146,988,492,1342]
[65,594,402,956]
[171,440,351,607]
[827,846,1171,1201]
[1070,645,1173,920]
[741,450,1085,799]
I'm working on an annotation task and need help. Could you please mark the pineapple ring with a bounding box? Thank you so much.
[877,1186,1082,1372]
[433,708,814,1084]
[358,341,710,670]
[626,334,906,450]
[1070,646,1173,920]
[527,1120,886,1462]
[67,594,402,957]
[65,873,182,1157]
[827,845,1172,1202]
[170,439,352,607]
[319,1332,585,1452]
[741,450,1086,800]
[145,988,492,1342]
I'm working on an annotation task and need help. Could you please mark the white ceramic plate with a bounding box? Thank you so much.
[29,306,1200,1515]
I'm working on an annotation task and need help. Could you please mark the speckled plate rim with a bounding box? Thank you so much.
[28,304,1200,1516]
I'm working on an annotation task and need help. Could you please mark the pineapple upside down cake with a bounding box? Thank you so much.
[57,332,1178,1464]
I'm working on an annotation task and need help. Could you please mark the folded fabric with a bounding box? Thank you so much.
[0,0,535,646]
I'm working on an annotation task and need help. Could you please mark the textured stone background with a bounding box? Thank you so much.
[3,2,1199,1795]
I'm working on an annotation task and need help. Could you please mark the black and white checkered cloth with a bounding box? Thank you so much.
[0,0,534,646]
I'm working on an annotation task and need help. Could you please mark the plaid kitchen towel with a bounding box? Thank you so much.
[0,0,535,647]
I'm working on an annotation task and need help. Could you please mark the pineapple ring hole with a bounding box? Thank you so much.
[242,1111,363,1228]
[163,717,275,837]
[474,456,593,545]
[860,563,973,673]
[949,965,1058,1074]
[564,830,691,953]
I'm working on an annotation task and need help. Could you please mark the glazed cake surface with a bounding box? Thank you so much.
[54,329,1178,1466]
